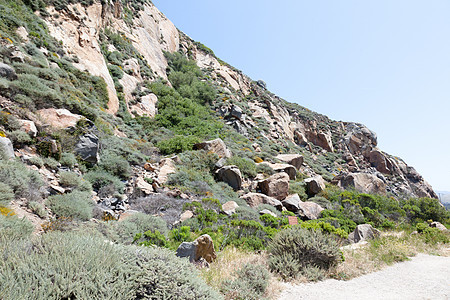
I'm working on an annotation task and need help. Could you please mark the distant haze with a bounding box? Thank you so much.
[153,0,450,191]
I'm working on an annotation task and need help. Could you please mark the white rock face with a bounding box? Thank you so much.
[44,2,179,115]
[45,3,120,114]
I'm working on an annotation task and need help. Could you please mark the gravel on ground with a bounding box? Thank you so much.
[279,253,450,300]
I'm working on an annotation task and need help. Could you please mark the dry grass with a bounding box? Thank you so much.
[201,246,284,299]
[328,230,449,280]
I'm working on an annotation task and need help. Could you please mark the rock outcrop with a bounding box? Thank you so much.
[194,138,232,158]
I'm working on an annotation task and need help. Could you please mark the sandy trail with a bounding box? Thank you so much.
[279,254,450,300]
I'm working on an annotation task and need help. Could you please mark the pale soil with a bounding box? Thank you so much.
[279,254,450,300]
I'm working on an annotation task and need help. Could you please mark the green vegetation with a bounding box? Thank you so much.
[268,227,342,280]
[0,232,222,300]
[220,263,270,300]
[46,191,93,221]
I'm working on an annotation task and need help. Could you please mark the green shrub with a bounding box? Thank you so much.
[268,227,342,280]
[59,171,92,192]
[0,183,14,206]
[0,232,222,299]
[255,162,274,176]
[226,156,257,178]
[27,156,44,168]
[60,152,77,167]
[108,64,123,79]
[84,169,124,194]
[46,191,93,221]
[27,201,47,218]
[111,213,168,244]
[0,214,34,240]
[0,160,43,200]
[221,263,270,300]
[157,135,201,155]
[43,157,60,170]
[98,151,132,178]
[288,181,308,200]
[7,130,32,146]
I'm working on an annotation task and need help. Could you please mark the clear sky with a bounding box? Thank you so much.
[152,0,450,192]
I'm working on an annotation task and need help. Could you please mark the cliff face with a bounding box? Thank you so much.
[0,0,436,199]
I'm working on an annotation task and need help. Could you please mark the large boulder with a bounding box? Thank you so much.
[215,165,242,191]
[240,192,283,210]
[304,175,326,197]
[74,133,99,164]
[369,150,392,174]
[0,63,17,80]
[257,172,290,200]
[298,202,324,220]
[0,136,14,159]
[282,194,301,212]
[339,173,386,195]
[37,108,83,129]
[176,234,216,263]
[258,162,296,180]
[193,138,232,158]
[305,130,334,152]
[276,154,304,170]
[348,224,381,244]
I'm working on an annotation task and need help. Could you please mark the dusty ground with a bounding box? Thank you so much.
[279,254,450,300]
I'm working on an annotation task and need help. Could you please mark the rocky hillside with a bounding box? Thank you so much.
[0,0,437,228]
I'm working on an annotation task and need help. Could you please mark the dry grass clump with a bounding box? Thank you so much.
[200,247,284,300]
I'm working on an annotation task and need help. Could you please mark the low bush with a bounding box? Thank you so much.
[0,232,222,299]
[59,171,92,192]
[84,169,124,194]
[268,227,342,280]
[157,135,201,155]
[46,191,93,221]
[27,201,47,218]
[59,152,77,168]
[0,160,43,201]
[220,263,270,300]
[0,183,14,206]
[226,156,257,178]
[98,151,132,178]
[0,214,34,240]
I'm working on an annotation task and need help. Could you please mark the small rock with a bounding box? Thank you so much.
[135,177,154,195]
[143,162,156,172]
[18,120,38,137]
[348,224,381,244]
[259,209,277,218]
[222,201,238,216]
[180,210,194,222]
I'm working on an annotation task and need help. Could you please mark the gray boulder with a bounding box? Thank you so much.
[348,224,381,244]
[216,165,242,191]
[0,63,17,80]
[229,104,243,120]
[0,136,14,160]
[74,133,99,164]
[282,194,301,212]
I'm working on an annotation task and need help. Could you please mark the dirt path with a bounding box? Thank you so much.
[279,254,450,300]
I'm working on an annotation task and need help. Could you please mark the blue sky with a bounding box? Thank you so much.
[153,0,450,192]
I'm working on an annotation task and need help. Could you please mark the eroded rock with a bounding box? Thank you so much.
[215,165,242,191]
[276,154,304,170]
[176,234,216,264]
[304,175,326,197]
[257,172,290,200]
[348,224,381,244]
[194,138,232,158]
[241,192,283,210]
